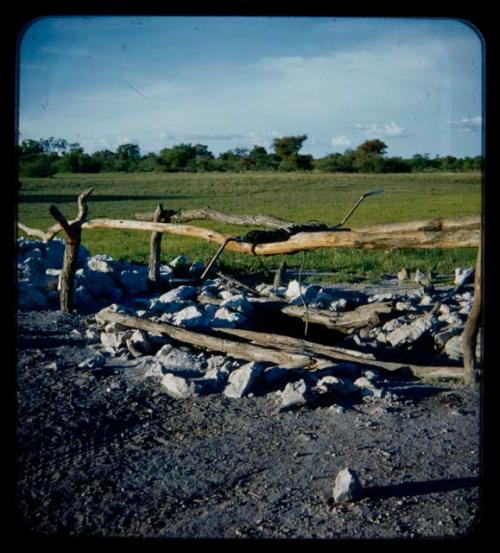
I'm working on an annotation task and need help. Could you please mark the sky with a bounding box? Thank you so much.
[18,16,484,159]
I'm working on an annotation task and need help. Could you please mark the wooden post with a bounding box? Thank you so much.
[49,188,93,313]
[148,203,164,291]
[273,259,287,290]
[463,246,482,384]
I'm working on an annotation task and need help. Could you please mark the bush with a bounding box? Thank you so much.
[19,156,57,177]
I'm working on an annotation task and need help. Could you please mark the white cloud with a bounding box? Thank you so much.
[354,121,411,139]
[449,116,482,132]
[331,135,351,147]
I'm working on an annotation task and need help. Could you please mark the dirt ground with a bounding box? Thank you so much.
[15,309,484,540]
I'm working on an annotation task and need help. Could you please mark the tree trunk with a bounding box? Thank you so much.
[59,232,80,312]
[147,204,164,290]
[463,247,482,384]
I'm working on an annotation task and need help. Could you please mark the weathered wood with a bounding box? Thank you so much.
[216,327,466,380]
[19,215,480,253]
[48,188,93,312]
[198,292,391,332]
[273,259,287,290]
[95,311,332,370]
[135,206,292,228]
[96,311,464,380]
[77,216,480,254]
[463,247,482,383]
[147,204,164,290]
[279,302,392,332]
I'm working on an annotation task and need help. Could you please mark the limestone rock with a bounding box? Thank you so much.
[223,362,263,398]
[333,468,363,503]
[278,379,310,412]
[315,376,357,397]
[161,374,201,399]
[172,305,205,328]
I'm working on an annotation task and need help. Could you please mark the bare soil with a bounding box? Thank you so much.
[15,309,483,539]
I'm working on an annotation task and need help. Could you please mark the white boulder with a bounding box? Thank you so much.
[223,362,263,398]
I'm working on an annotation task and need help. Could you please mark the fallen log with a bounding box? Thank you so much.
[215,327,466,380]
[197,292,392,332]
[95,311,333,370]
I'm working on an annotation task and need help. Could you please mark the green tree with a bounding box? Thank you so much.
[272,135,308,161]
[356,139,388,157]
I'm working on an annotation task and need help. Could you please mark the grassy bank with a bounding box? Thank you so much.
[17,171,482,281]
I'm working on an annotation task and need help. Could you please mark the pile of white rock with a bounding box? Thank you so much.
[90,303,404,412]
[17,237,478,383]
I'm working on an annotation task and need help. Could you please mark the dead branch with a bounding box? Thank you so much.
[95,311,333,370]
[135,206,292,228]
[215,327,466,379]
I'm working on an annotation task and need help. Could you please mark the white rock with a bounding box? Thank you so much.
[220,294,254,316]
[315,376,357,397]
[172,305,205,328]
[78,353,106,369]
[161,374,200,398]
[212,307,247,328]
[158,286,198,303]
[397,268,408,281]
[156,345,205,373]
[100,331,132,350]
[434,326,462,348]
[286,281,321,304]
[368,293,393,302]
[329,298,348,312]
[439,304,451,315]
[395,301,414,312]
[159,264,174,282]
[454,267,474,286]
[87,254,119,273]
[76,268,123,301]
[385,316,434,347]
[188,260,205,276]
[223,362,263,398]
[278,379,309,411]
[353,377,383,398]
[219,290,235,300]
[333,468,363,503]
[169,255,189,268]
[127,329,153,355]
[419,294,433,306]
[444,334,463,361]
[413,269,426,284]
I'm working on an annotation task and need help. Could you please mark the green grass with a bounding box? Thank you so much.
[17,171,482,281]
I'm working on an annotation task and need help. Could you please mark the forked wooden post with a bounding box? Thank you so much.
[463,246,482,384]
[147,203,164,291]
[49,188,93,312]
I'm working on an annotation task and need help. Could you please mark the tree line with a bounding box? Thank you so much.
[18,135,483,177]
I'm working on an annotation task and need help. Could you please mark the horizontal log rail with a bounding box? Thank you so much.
[19,215,477,255]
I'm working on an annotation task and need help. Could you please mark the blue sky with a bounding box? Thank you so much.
[18,16,484,158]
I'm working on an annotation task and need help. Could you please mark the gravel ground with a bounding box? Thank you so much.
[15,309,483,539]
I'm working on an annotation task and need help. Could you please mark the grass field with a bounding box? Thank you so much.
[17,171,482,282]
